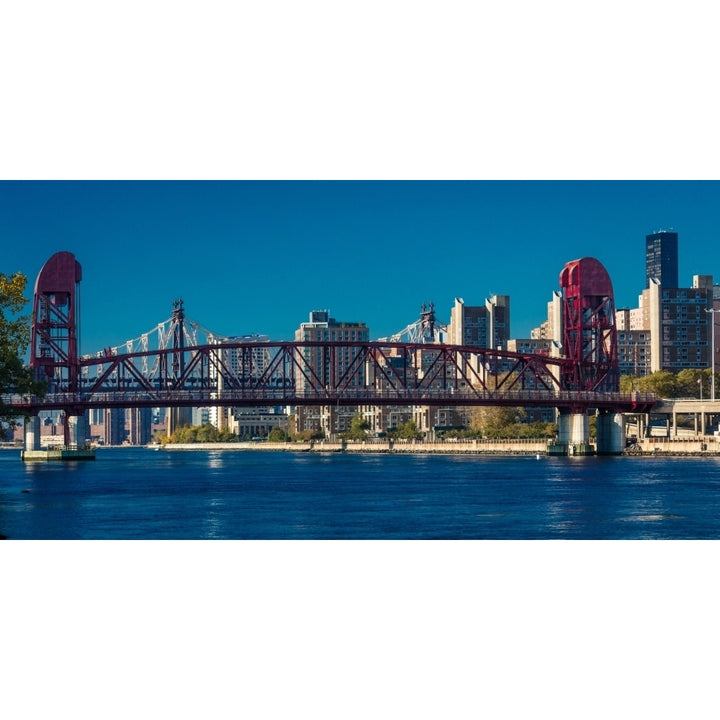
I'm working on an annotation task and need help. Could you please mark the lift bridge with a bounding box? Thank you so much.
[5,252,656,455]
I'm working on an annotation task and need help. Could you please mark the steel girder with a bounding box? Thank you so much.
[7,340,656,414]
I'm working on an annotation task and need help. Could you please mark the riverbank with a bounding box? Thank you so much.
[627,436,720,456]
[160,439,552,455]
[158,436,720,456]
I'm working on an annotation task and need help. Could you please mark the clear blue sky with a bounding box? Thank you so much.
[4,180,720,353]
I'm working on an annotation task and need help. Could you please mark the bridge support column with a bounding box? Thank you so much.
[550,411,593,456]
[596,412,626,455]
[24,415,41,451]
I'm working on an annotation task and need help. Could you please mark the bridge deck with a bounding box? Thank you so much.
[4,389,657,414]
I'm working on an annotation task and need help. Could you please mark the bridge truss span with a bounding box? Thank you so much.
[9,251,657,429]
[10,339,656,414]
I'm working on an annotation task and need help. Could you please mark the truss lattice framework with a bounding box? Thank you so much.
[11,252,650,417]
[7,340,656,415]
[559,257,619,392]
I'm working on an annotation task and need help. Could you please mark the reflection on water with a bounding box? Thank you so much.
[546,500,586,533]
[203,496,226,538]
[207,453,225,470]
[1,450,719,539]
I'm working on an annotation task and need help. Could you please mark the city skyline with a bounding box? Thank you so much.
[5,180,720,355]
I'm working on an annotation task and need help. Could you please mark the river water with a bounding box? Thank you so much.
[3,447,720,539]
[5,446,719,720]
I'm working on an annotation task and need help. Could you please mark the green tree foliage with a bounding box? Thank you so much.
[387,420,423,440]
[0,272,44,424]
[165,423,238,444]
[473,406,525,438]
[442,427,482,439]
[267,427,288,442]
[620,369,716,399]
[291,428,325,441]
[341,413,370,441]
[460,405,556,439]
[676,368,711,398]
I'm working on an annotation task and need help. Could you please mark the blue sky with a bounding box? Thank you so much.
[4,180,720,354]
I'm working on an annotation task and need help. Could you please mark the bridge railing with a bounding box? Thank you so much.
[2,388,658,413]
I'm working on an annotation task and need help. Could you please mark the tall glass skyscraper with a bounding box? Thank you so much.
[645,230,678,288]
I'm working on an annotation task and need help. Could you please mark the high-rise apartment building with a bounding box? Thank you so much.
[448,295,511,349]
[127,407,153,445]
[294,310,370,437]
[647,277,712,373]
[614,232,714,376]
[208,334,272,430]
[645,230,678,289]
[627,274,713,375]
[103,407,126,445]
[616,308,651,377]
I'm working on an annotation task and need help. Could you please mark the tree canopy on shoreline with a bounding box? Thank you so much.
[0,272,43,426]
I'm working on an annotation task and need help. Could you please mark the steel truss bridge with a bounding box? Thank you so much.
[9,339,656,415]
[4,252,657,426]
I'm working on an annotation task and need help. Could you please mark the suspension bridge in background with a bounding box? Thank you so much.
[4,251,658,457]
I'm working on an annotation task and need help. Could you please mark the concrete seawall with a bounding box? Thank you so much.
[158,438,720,456]
[161,439,550,455]
[628,437,720,456]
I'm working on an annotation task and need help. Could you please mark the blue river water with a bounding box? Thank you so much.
[2,447,720,539]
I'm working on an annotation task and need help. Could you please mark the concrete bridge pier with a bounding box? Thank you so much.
[23,415,41,451]
[595,411,626,455]
[550,411,593,455]
[21,412,95,461]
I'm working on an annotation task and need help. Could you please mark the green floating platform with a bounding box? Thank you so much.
[547,443,595,457]
[21,448,96,462]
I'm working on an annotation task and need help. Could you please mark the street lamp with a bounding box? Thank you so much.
[705,307,719,401]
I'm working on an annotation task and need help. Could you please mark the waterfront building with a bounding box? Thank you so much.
[624,275,712,374]
[231,408,289,439]
[127,407,153,445]
[448,295,510,349]
[607,232,713,376]
[649,276,712,373]
[506,338,554,355]
[439,295,513,437]
[294,310,370,438]
[192,407,210,426]
[208,334,271,430]
[616,308,652,377]
[103,407,126,445]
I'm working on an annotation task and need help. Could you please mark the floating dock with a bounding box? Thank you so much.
[21,448,96,462]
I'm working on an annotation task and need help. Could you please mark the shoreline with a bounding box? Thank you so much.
[153,438,720,456]
[157,439,550,455]
[7,438,720,457]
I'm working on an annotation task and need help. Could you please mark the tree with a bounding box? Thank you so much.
[268,427,288,442]
[638,370,678,398]
[472,406,525,438]
[388,420,423,440]
[196,423,220,443]
[676,368,711,398]
[0,272,43,425]
[341,413,370,441]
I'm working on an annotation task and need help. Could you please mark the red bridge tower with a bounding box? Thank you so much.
[559,256,619,392]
